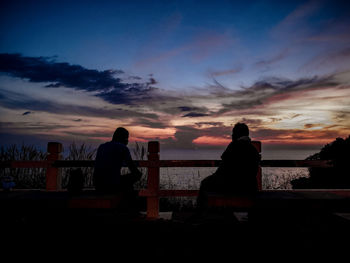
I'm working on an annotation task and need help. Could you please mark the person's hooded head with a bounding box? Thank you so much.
[232,122,249,141]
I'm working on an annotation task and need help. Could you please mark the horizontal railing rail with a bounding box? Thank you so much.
[0,159,332,168]
[0,141,334,218]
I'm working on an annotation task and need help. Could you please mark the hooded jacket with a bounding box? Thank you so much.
[215,136,260,194]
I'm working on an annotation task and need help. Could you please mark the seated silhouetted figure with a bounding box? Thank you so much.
[93,127,142,210]
[197,122,260,212]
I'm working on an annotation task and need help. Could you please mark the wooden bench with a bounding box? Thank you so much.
[207,194,256,211]
[67,191,124,209]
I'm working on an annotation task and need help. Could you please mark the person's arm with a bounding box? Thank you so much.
[124,147,142,179]
[215,143,234,175]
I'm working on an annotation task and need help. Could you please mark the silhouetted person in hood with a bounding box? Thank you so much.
[197,122,260,211]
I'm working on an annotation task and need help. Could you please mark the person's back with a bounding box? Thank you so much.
[218,136,260,194]
[93,141,131,192]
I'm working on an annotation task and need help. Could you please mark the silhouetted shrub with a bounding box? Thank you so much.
[0,144,47,189]
[291,136,350,189]
[62,142,96,189]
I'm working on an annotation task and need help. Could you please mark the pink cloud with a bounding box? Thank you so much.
[208,66,242,77]
[300,47,350,72]
[271,0,322,39]
[135,31,235,67]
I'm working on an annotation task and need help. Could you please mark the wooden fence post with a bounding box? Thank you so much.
[147,141,160,218]
[46,142,63,191]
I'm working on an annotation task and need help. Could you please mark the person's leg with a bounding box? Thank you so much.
[119,174,135,190]
[118,173,142,213]
[197,174,221,212]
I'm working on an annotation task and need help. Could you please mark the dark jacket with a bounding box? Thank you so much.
[93,141,133,192]
[215,136,260,194]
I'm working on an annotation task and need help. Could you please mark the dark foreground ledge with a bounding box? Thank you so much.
[1,190,350,258]
[2,189,350,211]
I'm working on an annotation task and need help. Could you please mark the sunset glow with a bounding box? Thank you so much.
[0,0,349,156]
[193,136,231,146]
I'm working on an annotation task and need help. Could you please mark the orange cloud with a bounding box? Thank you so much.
[193,136,231,146]
[252,127,349,146]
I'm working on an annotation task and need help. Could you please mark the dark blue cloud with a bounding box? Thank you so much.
[0,88,160,120]
[178,106,210,116]
[0,53,154,105]
[213,74,341,114]
[178,106,194,112]
[182,112,209,118]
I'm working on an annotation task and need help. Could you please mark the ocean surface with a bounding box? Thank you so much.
[140,148,318,191]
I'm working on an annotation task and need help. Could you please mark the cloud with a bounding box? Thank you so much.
[0,53,156,105]
[271,0,322,39]
[148,77,157,85]
[237,118,263,129]
[254,49,289,68]
[304,123,322,129]
[0,88,160,120]
[182,112,209,118]
[212,73,343,115]
[159,124,232,149]
[194,122,224,128]
[252,127,348,145]
[281,0,320,25]
[178,106,194,112]
[135,30,235,67]
[127,117,169,129]
[301,47,350,72]
[208,66,242,77]
[0,121,71,132]
[1,53,349,149]
[177,105,211,118]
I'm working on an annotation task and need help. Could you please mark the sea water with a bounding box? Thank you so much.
[157,148,312,190]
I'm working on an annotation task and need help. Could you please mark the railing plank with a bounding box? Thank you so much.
[0,161,48,168]
[1,159,333,168]
[158,160,220,167]
[139,189,199,197]
[260,160,332,167]
[53,160,95,167]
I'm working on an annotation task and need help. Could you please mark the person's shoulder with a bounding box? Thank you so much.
[110,141,130,153]
[235,138,257,151]
[226,141,235,149]
[221,141,235,159]
[99,141,126,150]
[97,142,108,150]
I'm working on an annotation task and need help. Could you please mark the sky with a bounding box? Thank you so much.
[0,0,349,157]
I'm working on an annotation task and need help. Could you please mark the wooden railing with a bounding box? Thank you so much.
[0,141,332,218]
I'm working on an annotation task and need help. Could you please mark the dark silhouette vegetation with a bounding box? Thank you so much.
[0,144,47,189]
[0,143,96,189]
[292,135,350,189]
